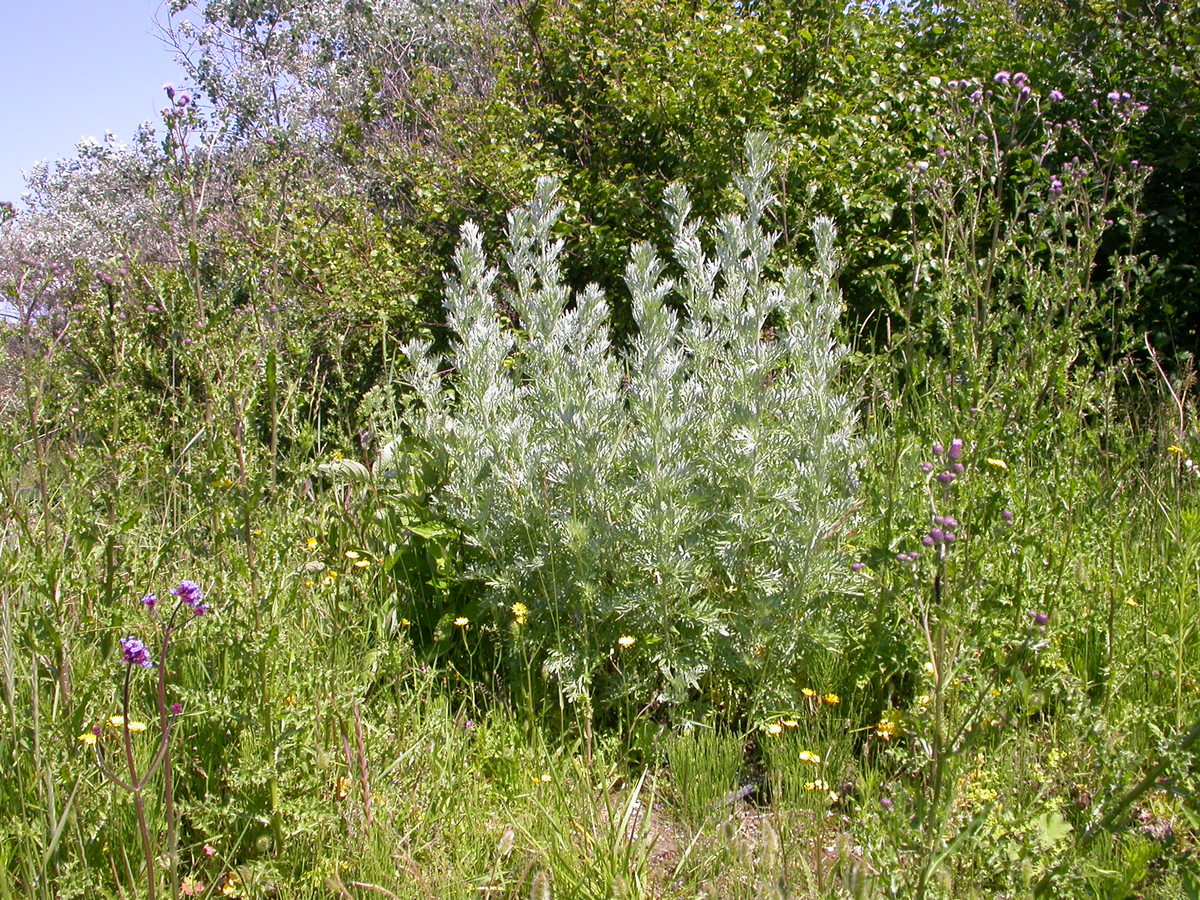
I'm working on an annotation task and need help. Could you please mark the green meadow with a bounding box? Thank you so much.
[3,0,1200,896]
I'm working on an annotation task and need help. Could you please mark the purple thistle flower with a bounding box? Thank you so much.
[1001,509,1014,525]
[1050,177,1064,195]
[1028,611,1049,627]
[952,462,965,475]
[995,71,1011,85]
[1013,72,1028,87]
[937,471,956,484]
[881,797,894,811]
[920,461,934,473]
[932,442,945,456]
[140,593,158,610]
[922,535,935,547]
[120,636,154,668]
[1049,89,1064,103]
[948,439,963,461]
[929,528,945,543]
[851,562,866,572]
[162,82,176,99]
[944,532,957,543]
[170,703,183,715]
[970,89,984,103]
[1107,91,1121,104]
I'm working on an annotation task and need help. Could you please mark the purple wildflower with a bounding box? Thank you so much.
[937,471,956,484]
[881,797,894,811]
[1049,89,1064,103]
[176,93,192,108]
[920,461,934,473]
[1028,611,1049,627]
[162,82,176,99]
[970,89,983,103]
[929,528,945,543]
[932,442,945,456]
[120,636,154,668]
[851,562,866,572]
[948,439,963,462]
[140,593,158,611]
[952,462,965,475]
[922,535,935,547]
[171,580,204,609]
[1107,91,1121,104]
[995,71,1011,85]
[1050,177,1064,195]
[170,703,183,716]
[1001,509,1014,524]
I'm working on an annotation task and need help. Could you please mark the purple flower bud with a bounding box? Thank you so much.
[995,71,1011,85]
[1050,177,1064,195]
[948,439,963,461]
[922,535,935,547]
[1001,509,1014,523]
[937,471,956,484]
[929,528,945,543]
[1107,91,1121,104]
[140,593,158,610]
[932,442,945,456]
[944,532,957,543]
[176,93,192,108]
[1013,72,1028,87]
[1028,611,1049,626]
[170,703,183,715]
[941,516,958,528]
[1130,160,1139,169]
[970,89,983,103]
[952,463,965,474]
[881,797,894,810]
[851,562,866,572]
[948,80,960,90]
[920,461,934,473]
[162,82,176,99]
[1049,89,1064,103]
[120,636,154,668]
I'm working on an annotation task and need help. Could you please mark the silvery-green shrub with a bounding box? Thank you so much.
[397,135,859,719]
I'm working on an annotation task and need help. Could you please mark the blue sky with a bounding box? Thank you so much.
[0,0,190,205]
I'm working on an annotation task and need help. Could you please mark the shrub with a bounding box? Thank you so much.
[393,135,860,724]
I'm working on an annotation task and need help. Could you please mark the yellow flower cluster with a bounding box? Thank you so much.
[512,602,529,626]
[876,709,903,740]
[800,687,840,705]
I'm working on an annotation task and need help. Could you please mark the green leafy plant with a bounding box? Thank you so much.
[394,134,861,726]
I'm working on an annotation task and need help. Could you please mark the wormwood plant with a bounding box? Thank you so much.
[396,135,860,724]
